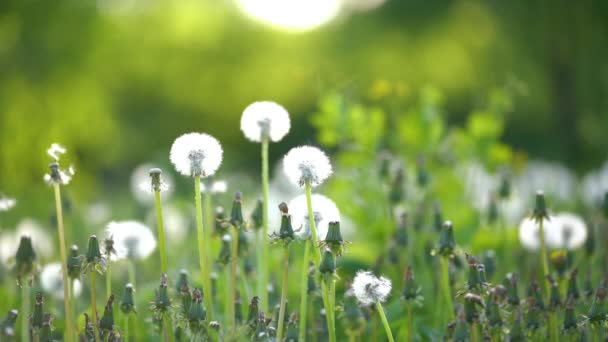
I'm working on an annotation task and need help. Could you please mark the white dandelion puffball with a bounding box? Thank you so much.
[352,270,392,306]
[47,143,66,161]
[240,101,291,142]
[170,133,223,178]
[130,163,174,205]
[106,221,157,261]
[283,146,332,187]
[549,213,588,250]
[200,180,228,194]
[41,263,82,300]
[0,195,16,212]
[518,217,560,251]
[288,194,340,240]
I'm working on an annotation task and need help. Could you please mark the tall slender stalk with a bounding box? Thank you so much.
[261,138,270,313]
[124,314,130,342]
[299,242,311,341]
[276,244,290,341]
[21,283,28,342]
[106,261,112,300]
[194,176,213,321]
[165,314,175,342]
[53,184,72,342]
[69,280,76,342]
[407,303,413,342]
[154,190,168,274]
[229,226,240,330]
[127,259,136,287]
[304,180,335,342]
[90,272,100,342]
[439,256,454,323]
[538,219,549,294]
[375,301,395,342]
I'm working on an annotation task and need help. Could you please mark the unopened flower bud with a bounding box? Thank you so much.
[435,221,456,257]
[531,190,549,223]
[230,191,244,228]
[319,248,336,276]
[14,236,37,284]
[251,199,264,231]
[120,283,136,315]
[0,309,18,338]
[100,294,115,333]
[67,245,81,279]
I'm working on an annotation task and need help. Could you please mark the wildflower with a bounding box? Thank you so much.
[549,249,569,277]
[0,195,16,212]
[170,133,223,178]
[288,193,340,240]
[187,288,207,335]
[465,253,484,291]
[100,294,116,336]
[105,221,157,261]
[320,221,348,256]
[566,268,580,300]
[13,236,37,285]
[486,287,504,327]
[463,293,484,323]
[352,270,392,306]
[0,310,18,338]
[31,292,44,333]
[531,190,549,223]
[549,213,588,250]
[402,266,423,303]
[67,245,81,280]
[282,145,332,187]
[151,273,172,317]
[434,221,456,257]
[44,161,75,186]
[131,164,173,205]
[229,191,245,228]
[120,283,136,314]
[250,199,264,231]
[587,286,606,323]
[177,270,191,315]
[318,248,336,277]
[518,217,559,251]
[504,273,520,306]
[40,262,82,300]
[217,234,232,266]
[200,179,228,194]
[271,202,295,243]
[81,235,107,274]
[241,101,291,142]
[0,219,53,266]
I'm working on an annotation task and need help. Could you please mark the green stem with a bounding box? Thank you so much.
[124,314,129,342]
[375,302,395,342]
[305,180,335,342]
[299,242,310,341]
[329,278,337,339]
[276,244,290,341]
[348,332,356,342]
[407,303,413,342]
[229,227,239,330]
[471,322,478,342]
[21,282,28,342]
[261,138,270,314]
[538,219,549,294]
[440,256,454,323]
[69,279,76,342]
[224,270,230,332]
[309,299,316,342]
[106,258,112,300]
[90,272,100,342]
[165,314,175,342]
[154,190,169,274]
[53,184,73,342]
[194,176,214,322]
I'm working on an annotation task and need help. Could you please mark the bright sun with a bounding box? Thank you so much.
[237,0,342,32]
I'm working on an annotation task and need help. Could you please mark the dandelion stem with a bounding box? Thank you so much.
[261,138,270,313]
[305,180,336,342]
[439,256,454,324]
[299,242,310,341]
[276,244,290,341]
[124,314,130,342]
[165,314,175,342]
[154,189,169,274]
[471,322,478,342]
[538,219,549,293]
[407,302,413,342]
[375,301,395,342]
[229,226,240,330]
[21,282,28,342]
[53,184,73,342]
[69,279,76,342]
[127,259,136,287]
[194,176,213,322]
[106,259,112,300]
[90,272,101,342]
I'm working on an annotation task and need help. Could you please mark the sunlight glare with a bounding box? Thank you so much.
[237,0,342,32]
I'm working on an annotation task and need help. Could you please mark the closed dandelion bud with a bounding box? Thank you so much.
[525,297,542,331]
[149,168,163,192]
[153,273,171,312]
[230,191,244,228]
[120,283,136,314]
[546,275,562,310]
[14,236,36,284]
[323,221,345,256]
[247,296,260,330]
[549,250,568,276]
[482,250,496,280]
[67,245,81,279]
[416,156,429,188]
[587,287,606,323]
[251,199,263,231]
[285,313,298,342]
[85,235,102,262]
[562,297,577,332]
[82,313,95,341]
[214,207,228,236]
[31,292,44,332]
[394,213,408,247]
[39,313,53,342]
[508,309,524,341]
[433,202,443,232]
[466,253,482,291]
[526,280,545,311]
[504,273,520,306]
[187,288,207,331]
[319,248,336,276]
[464,293,484,323]
[278,202,295,241]
[402,265,419,301]
[486,288,503,327]
[498,173,511,199]
[100,294,115,333]
[531,190,549,223]
[436,221,456,257]
[218,235,232,266]
[388,167,405,204]
[488,195,498,224]
[0,309,18,338]
[452,310,470,342]
[238,229,249,256]
[566,268,580,300]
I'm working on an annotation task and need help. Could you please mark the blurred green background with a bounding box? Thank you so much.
[1,0,608,211]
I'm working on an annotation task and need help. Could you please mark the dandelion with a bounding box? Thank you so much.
[105,221,157,261]
[131,163,174,205]
[170,132,223,321]
[0,219,52,267]
[433,221,456,324]
[273,203,295,341]
[283,146,332,188]
[0,195,16,212]
[549,212,588,250]
[518,217,559,250]
[0,310,18,339]
[14,236,36,342]
[82,235,106,342]
[352,270,394,342]
[40,262,83,300]
[288,193,340,240]
[120,283,136,341]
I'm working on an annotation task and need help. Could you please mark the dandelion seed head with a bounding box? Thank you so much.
[352,270,392,306]
[106,221,157,261]
[283,146,332,188]
[241,101,291,142]
[201,180,228,194]
[518,217,560,251]
[548,213,588,250]
[288,194,340,240]
[41,262,82,300]
[47,143,66,161]
[170,133,223,178]
[130,163,174,205]
[0,195,16,212]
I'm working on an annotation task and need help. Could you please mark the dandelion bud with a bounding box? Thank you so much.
[214,206,228,236]
[247,296,260,331]
[433,202,443,232]
[100,294,115,334]
[566,268,580,301]
[176,269,189,293]
[508,309,524,340]
[465,253,482,291]
[525,297,542,331]
[229,191,244,228]
[0,309,18,338]
[218,235,232,266]
[452,310,469,342]
[549,250,569,276]
[526,280,545,311]
[562,297,577,331]
[283,146,332,188]
[402,265,420,302]
[31,292,44,332]
[14,236,37,285]
[463,293,484,323]
[120,283,136,315]
[319,248,336,276]
[587,286,607,323]
[277,203,295,241]
[388,167,404,204]
[435,221,456,257]
[416,156,429,188]
[103,236,116,258]
[250,199,264,231]
[546,275,562,310]
[504,273,520,306]
[187,288,207,332]
[85,235,102,263]
[322,221,346,256]
[153,274,171,312]
[531,190,549,223]
[67,245,81,279]
[149,168,163,192]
